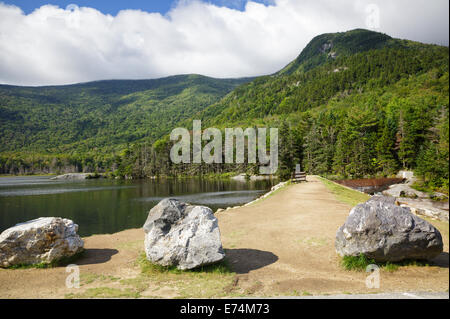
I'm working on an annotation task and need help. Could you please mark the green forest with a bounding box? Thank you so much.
[1,29,448,193]
[0,75,251,172]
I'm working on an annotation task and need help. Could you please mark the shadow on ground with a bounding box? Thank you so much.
[76,248,119,265]
[225,248,278,274]
[432,252,449,268]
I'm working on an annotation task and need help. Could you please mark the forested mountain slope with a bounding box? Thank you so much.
[0,75,250,171]
[1,29,448,193]
[197,29,447,127]
[138,29,448,191]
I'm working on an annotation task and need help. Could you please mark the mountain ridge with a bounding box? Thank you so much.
[0,74,255,90]
[194,29,448,127]
[1,29,448,193]
[277,28,394,75]
[0,74,252,155]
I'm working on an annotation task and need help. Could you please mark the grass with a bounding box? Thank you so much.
[318,176,370,206]
[411,181,449,198]
[67,252,239,299]
[341,254,376,271]
[292,290,313,297]
[199,172,239,180]
[0,173,57,178]
[135,253,237,298]
[341,253,432,272]
[136,252,233,275]
[80,273,120,286]
[5,250,85,269]
[382,263,400,272]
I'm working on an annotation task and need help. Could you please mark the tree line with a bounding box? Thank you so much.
[1,32,448,193]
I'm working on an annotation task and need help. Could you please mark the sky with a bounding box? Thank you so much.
[3,0,274,15]
[0,0,448,86]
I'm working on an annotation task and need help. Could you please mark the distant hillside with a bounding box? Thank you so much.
[0,75,251,156]
[1,29,448,193]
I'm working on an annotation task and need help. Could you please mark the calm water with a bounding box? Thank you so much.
[0,176,275,237]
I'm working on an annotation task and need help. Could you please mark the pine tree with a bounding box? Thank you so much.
[278,120,294,180]
[376,120,398,175]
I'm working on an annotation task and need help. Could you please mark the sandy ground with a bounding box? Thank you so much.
[0,176,448,298]
[217,177,448,295]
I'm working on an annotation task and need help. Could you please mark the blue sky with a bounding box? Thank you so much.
[3,0,272,15]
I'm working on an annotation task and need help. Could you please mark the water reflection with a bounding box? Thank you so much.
[0,176,275,237]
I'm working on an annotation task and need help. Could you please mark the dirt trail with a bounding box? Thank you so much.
[217,176,449,295]
[0,228,144,298]
[0,176,448,298]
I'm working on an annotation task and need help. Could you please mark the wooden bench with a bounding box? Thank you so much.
[292,171,307,183]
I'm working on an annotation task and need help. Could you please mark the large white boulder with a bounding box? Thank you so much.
[0,217,84,267]
[143,199,225,270]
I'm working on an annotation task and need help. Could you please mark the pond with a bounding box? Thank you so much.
[0,176,276,237]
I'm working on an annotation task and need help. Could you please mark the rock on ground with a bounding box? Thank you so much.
[50,173,103,180]
[383,183,428,198]
[143,199,225,270]
[0,217,84,267]
[231,174,247,182]
[384,171,447,200]
[382,173,449,222]
[335,196,443,262]
[396,198,449,222]
[249,175,272,181]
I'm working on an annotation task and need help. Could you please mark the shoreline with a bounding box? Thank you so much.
[0,176,448,299]
[0,173,57,178]
[215,180,290,213]
[0,172,279,182]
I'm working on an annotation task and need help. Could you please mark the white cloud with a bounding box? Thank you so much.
[0,0,448,86]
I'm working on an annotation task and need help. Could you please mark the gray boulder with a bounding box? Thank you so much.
[50,173,103,180]
[231,174,247,182]
[336,196,443,262]
[0,217,84,267]
[143,199,225,270]
[365,195,397,206]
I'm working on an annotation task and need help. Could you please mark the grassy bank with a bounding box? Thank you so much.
[0,172,244,181]
[340,253,435,272]
[66,252,239,299]
[0,173,57,178]
[317,176,370,206]
[4,250,86,269]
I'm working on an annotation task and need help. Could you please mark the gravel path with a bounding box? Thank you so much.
[216,176,449,296]
[0,176,448,298]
